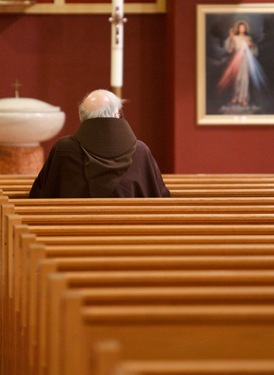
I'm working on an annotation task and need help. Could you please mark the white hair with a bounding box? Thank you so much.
[79,89,122,122]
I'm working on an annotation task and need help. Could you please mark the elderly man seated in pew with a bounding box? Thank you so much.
[29,89,170,198]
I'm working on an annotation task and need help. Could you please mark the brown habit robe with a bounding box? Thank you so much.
[29,118,170,198]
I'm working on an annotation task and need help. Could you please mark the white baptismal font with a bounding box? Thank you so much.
[0,81,65,174]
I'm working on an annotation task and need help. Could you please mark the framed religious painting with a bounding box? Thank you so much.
[197,4,274,125]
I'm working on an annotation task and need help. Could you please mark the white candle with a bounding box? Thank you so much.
[110,0,125,89]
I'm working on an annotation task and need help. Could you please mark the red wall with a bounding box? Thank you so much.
[168,0,274,173]
[0,12,170,171]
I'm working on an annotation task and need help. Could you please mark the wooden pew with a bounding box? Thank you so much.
[165,177,274,183]
[5,203,274,302]
[169,188,274,198]
[6,172,274,191]
[6,220,274,375]
[4,201,274,296]
[3,173,274,187]
[3,188,274,318]
[29,258,274,375]
[8,228,274,375]
[5,205,274,310]
[10,211,274,226]
[2,177,274,375]
[5,204,274,308]
[15,240,274,329]
[45,284,274,375]
[1,172,274,179]
[3,209,274,364]
[7,181,274,189]
[98,359,274,375]
[4,206,274,354]
[14,222,274,239]
[166,174,274,181]
[167,183,274,189]
[10,222,274,337]
[2,185,274,375]
[2,173,274,187]
[6,188,274,199]
[5,199,274,309]
[12,203,274,214]
[56,293,274,375]
[12,239,274,374]
[11,263,274,375]
[90,339,274,375]
[3,172,274,199]
[2,197,274,238]
[7,232,274,375]
[24,264,274,375]
[0,174,35,179]
[9,196,274,206]
[164,175,274,184]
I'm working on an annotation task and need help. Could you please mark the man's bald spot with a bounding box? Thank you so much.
[82,90,110,112]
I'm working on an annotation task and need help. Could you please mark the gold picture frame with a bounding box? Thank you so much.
[197,4,274,125]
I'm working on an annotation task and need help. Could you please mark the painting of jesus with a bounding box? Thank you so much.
[197,4,274,125]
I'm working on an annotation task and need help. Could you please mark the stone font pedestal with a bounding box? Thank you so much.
[0,145,44,174]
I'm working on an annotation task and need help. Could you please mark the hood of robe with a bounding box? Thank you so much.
[74,118,137,197]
